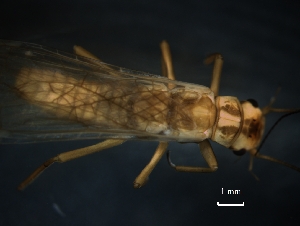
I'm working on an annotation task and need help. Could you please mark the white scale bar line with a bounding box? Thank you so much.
[217,202,244,206]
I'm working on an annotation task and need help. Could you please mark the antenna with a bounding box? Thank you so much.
[249,109,300,174]
[258,109,300,152]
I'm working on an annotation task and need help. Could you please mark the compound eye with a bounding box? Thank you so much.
[232,149,246,156]
[247,99,259,108]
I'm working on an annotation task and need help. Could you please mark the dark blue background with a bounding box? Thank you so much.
[1,0,300,225]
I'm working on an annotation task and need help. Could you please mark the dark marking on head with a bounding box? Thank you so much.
[242,118,261,139]
[249,119,260,137]
[244,119,251,126]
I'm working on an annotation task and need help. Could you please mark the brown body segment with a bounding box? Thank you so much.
[211,96,243,148]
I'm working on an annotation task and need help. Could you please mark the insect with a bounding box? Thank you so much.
[0,40,299,190]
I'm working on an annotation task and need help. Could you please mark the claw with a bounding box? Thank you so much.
[166,150,176,168]
[133,177,148,189]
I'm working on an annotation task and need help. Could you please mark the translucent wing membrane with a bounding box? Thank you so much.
[0,40,215,144]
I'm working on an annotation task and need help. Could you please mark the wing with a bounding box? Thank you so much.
[0,40,215,144]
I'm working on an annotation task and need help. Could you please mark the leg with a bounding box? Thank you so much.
[160,40,176,80]
[73,45,101,60]
[73,45,120,76]
[133,142,168,188]
[204,53,223,96]
[167,140,218,173]
[133,41,175,188]
[18,139,125,190]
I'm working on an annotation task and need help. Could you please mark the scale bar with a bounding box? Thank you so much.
[217,202,244,206]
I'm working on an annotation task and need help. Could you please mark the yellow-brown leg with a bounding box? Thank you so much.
[133,142,168,188]
[204,53,223,96]
[18,46,127,190]
[167,140,218,173]
[164,50,221,173]
[73,45,122,77]
[160,40,176,80]
[73,45,101,60]
[18,139,125,190]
